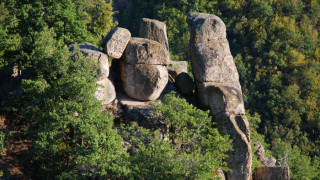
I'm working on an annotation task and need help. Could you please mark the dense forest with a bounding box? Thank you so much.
[0,0,319,179]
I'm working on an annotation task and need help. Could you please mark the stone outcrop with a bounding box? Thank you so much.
[253,141,277,167]
[187,13,252,180]
[102,27,131,59]
[69,42,116,105]
[254,167,290,180]
[139,18,169,51]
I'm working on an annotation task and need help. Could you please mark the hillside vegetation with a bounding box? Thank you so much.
[0,0,319,179]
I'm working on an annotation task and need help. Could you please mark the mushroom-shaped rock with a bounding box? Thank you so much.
[123,38,169,65]
[139,18,169,51]
[121,62,168,101]
[102,27,131,59]
[69,42,109,80]
[94,78,116,105]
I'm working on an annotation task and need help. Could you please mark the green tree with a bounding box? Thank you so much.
[17,29,126,178]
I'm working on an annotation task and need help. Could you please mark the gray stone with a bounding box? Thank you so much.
[166,60,188,81]
[253,141,277,167]
[120,62,168,101]
[102,27,131,59]
[196,82,245,115]
[123,38,169,65]
[175,72,194,95]
[254,167,290,180]
[187,13,239,83]
[69,42,109,80]
[216,113,252,180]
[139,18,169,51]
[94,78,116,105]
[187,13,251,180]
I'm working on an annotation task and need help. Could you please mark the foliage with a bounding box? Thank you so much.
[0,131,4,153]
[119,93,232,179]
[14,29,126,179]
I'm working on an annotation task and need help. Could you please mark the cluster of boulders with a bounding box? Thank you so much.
[69,18,189,106]
[68,13,289,180]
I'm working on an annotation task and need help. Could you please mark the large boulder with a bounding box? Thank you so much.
[253,141,277,167]
[94,78,116,105]
[187,13,252,180]
[187,13,239,83]
[139,18,169,51]
[102,27,131,59]
[69,42,109,80]
[254,167,290,180]
[123,38,169,65]
[121,62,168,101]
[196,82,245,115]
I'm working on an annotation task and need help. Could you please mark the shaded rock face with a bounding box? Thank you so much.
[187,13,252,180]
[254,167,290,180]
[69,42,109,80]
[102,27,131,59]
[123,38,169,65]
[121,62,168,101]
[139,18,169,51]
[175,72,194,95]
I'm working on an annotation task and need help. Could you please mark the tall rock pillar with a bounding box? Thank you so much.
[187,13,252,180]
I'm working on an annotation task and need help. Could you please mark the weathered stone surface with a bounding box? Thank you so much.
[94,78,116,105]
[166,60,188,81]
[253,141,277,167]
[216,113,252,180]
[102,27,131,59]
[254,167,290,180]
[187,13,239,83]
[69,42,109,80]
[175,72,194,95]
[123,38,169,65]
[120,62,168,101]
[139,18,169,51]
[196,82,245,115]
[187,13,251,180]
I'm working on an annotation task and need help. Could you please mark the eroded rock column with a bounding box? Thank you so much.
[187,13,252,180]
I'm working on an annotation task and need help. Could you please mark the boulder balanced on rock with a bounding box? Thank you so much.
[102,27,131,59]
[139,18,169,51]
[121,38,168,101]
[187,13,252,180]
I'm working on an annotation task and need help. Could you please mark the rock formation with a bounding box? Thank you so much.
[68,42,116,105]
[253,141,290,180]
[121,38,168,101]
[175,72,194,95]
[102,27,131,59]
[166,60,188,81]
[187,13,252,180]
[139,18,169,51]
